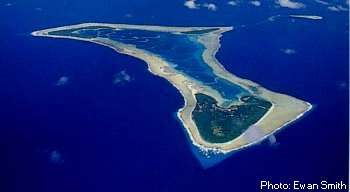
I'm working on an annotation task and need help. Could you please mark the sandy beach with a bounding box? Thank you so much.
[32,23,312,154]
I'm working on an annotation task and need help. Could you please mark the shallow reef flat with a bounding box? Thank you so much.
[32,23,312,154]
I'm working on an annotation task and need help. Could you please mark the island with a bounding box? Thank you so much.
[32,23,312,155]
[289,15,323,20]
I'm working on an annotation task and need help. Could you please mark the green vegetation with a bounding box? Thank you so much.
[192,93,272,143]
[180,28,220,35]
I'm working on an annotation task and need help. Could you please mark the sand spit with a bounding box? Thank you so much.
[289,15,323,20]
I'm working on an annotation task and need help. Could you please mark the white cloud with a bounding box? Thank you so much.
[55,76,69,86]
[315,0,330,5]
[250,0,261,6]
[335,80,348,90]
[276,0,305,9]
[5,2,14,6]
[315,0,349,11]
[124,13,133,18]
[327,5,349,11]
[240,125,265,143]
[113,70,133,85]
[202,3,217,11]
[49,151,64,165]
[228,1,238,6]
[281,48,297,55]
[327,6,340,11]
[184,0,199,9]
[267,134,279,146]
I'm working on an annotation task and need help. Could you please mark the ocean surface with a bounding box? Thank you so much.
[0,0,348,191]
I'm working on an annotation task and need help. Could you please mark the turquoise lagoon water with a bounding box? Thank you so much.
[2,0,348,190]
[66,27,248,102]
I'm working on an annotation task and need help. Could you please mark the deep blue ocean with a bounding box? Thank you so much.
[0,0,348,191]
